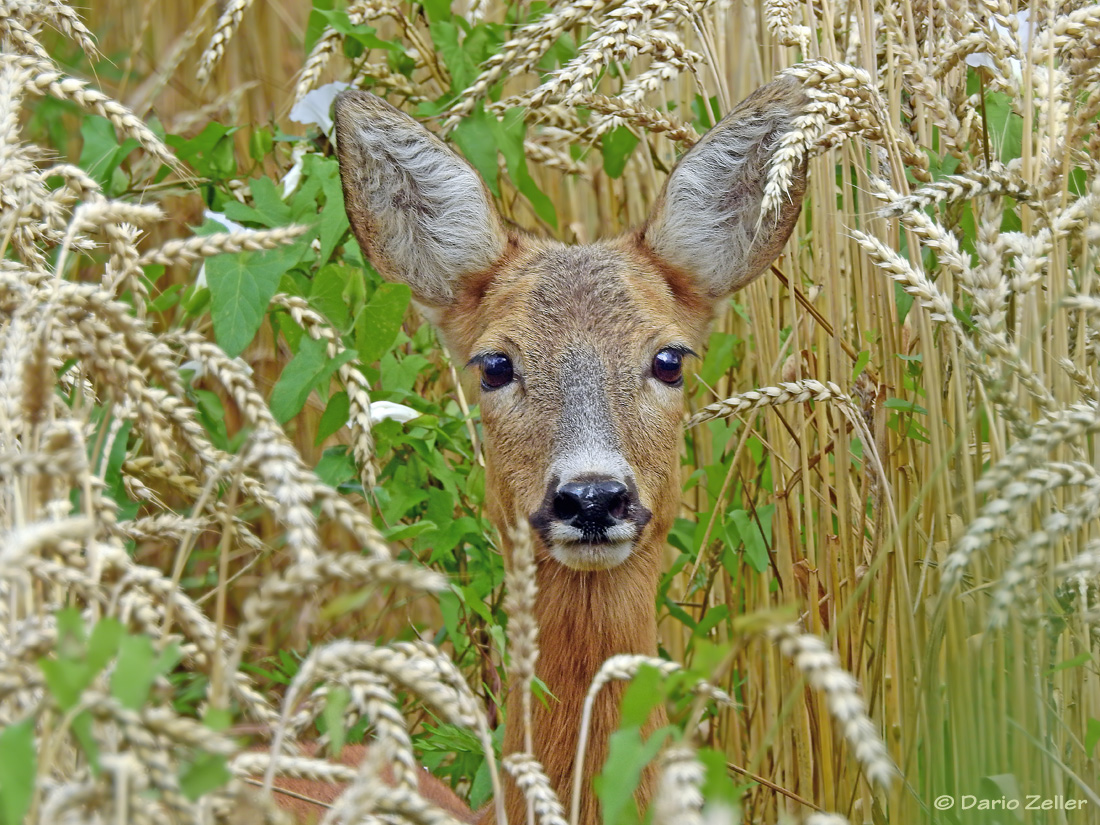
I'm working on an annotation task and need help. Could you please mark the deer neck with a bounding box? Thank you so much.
[493,530,667,825]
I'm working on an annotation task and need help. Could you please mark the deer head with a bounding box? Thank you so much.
[334,78,807,824]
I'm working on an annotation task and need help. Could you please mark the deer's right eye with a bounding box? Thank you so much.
[480,353,514,390]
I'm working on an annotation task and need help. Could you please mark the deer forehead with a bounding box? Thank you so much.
[452,239,703,370]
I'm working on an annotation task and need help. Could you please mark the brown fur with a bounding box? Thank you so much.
[259,77,809,824]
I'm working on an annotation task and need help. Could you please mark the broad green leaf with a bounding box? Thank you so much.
[729,505,773,574]
[319,162,350,265]
[323,687,351,754]
[699,331,740,387]
[453,105,501,197]
[310,264,354,329]
[180,753,231,801]
[495,108,557,228]
[431,20,477,91]
[983,91,1023,163]
[316,391,351,445]
[270,336,358,423]
[315,446,357,488]
[110,635,157,710]
[0,719,35,825]
[422,0,452,22]
[86,618,124,675]
[206,246,296,357]
[355,282,412,363]
[602,125,639,179]
[619,665,664,728]
[39,658,91,710]
[79,116,132,193]
[596,726,672,825]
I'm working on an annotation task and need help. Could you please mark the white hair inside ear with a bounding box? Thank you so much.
[643,77,808,299]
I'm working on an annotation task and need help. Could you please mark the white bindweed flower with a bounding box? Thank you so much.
[280,144,310,198]
[195,210,248,288]
[289,81,351,135]
[369,401,420,424]
[965,11,1031,80]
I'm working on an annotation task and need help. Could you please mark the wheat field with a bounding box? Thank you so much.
[1,0,1098,823]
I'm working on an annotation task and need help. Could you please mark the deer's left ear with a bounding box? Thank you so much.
[641,76,808,299]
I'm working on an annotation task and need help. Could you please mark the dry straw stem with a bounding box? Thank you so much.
[526,31,704,109]
[0,54,180,171]
[441,0,613,130]
[264,640,507,825]
[652,745,704,825]
[503,753,569,825]
[504,519,539,761]
[769,624,896,790]
[296,0,400,102]
[195,0,254,84]
[569,655,732,825]
[137,224,307,267]
[273,293,377,494]
[571,93,700,145]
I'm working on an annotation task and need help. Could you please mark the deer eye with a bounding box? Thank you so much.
[480,353,514,390]
[652,348,684,386]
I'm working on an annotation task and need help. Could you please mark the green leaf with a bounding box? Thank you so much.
[206,246,297,357]
[317,391,351,445]
[323,687,351,754]
[315,447,357,488]
[619,665,665,728]
[355,282,412,363]
[110,635,157,710]
[422,0,452,22]
[983,91,1023,163]
[180,753,232,801]
[431,20,476,91]
[495,108,556,228]
[602,125,639,179]
[851,349,871,381]
[1048,652,1092,674]
[0,719,36,825]
[699,331,739,387]
[596,726,672,825]
[39,658,91,710]
[1086,718,1100,757]
[295,154,349,264]
[729,505,774,574]
[453,105,501,197]
[79,116,131,193]
[884,397,928,415]
[310,264,354,329]
[270,336,357,423]
[86,618,124,676]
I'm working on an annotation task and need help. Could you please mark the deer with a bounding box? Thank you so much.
[260,76,807,825]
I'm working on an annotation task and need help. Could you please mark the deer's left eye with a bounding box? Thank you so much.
[652,348,684,386]
[480,353,514,390]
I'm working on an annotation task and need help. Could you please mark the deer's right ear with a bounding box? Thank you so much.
[334,90,508,308]
[641,77,808,301]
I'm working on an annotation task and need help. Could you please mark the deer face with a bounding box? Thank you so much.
[442,240,715,570]
[335,80,806,571]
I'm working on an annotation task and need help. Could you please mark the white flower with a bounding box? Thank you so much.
[965,11,1031,80]
[369,401,420,424]
[289,81,351,135]
[280,143,310,198]
[194,210,248,288]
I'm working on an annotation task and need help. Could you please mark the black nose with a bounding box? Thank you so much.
[552,479,631,530]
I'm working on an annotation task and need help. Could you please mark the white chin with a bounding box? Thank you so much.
[549,540,633,571]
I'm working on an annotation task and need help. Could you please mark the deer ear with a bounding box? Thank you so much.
[334,90,508,307]
[642,77,808,299]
